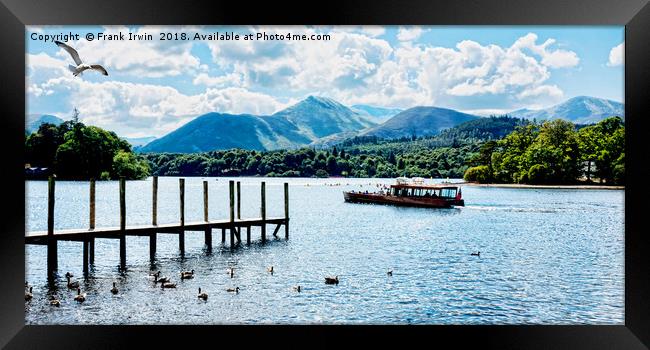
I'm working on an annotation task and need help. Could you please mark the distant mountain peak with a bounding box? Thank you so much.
[510,96,623,124]
[298,95,349,110]
[26,114,64,134]
[361,106,480,139]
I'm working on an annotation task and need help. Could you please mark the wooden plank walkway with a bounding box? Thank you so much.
[25,217,288,243]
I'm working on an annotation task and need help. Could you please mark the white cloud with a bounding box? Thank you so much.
[193,72,243,87]
[27,59,289,137]
[607,42,624,66]
[396,27,424,42]
[516,84,563,100]
[360,26,386,37]
[512,33,579,68]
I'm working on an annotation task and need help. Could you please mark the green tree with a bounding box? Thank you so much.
[523,119,580,184]
[464,165,492,183]
[112,150,150,179]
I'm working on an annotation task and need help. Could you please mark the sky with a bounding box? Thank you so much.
[26,26,624,138]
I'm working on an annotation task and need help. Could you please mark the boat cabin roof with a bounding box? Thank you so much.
[390,184,460,190]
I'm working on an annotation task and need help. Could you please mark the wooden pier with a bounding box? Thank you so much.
[26,177,290,278]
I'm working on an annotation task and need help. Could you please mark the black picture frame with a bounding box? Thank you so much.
[1,0,648,348]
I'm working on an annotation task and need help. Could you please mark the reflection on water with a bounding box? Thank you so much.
[25,177,624,324]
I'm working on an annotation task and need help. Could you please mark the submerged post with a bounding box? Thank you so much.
[119,177,126,271]
[89,179,95,264]
[284,182,289,239]
[203,180,211,249]
[179,178,185,255]
[47,176,57,276]
[82,240,89,275]
[150,176,158,260]
[152,176,158,226]
[236,181,241,219]
[229,180,235,247]
[261,181,266,242]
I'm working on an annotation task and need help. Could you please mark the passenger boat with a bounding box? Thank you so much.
[343,177,464,208]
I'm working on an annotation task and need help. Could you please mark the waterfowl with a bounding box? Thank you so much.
[267,266,274,274]
[110,282,118,295]
[387,269,393,276]
[226,287,239,293]
[66,275,80,289]
[198,288,208,301]
[154,272,170,284]
[325,276,339,285]
[49,297,61,307]
[65,272,74,278]
[25,287,33,301]
[74,288,86,303]
[293,285,301,292]
[470,251,481,257]
[161,281,176,289]
[180,270,195,279]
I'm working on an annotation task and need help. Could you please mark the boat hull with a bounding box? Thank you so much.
[343,191,464,208]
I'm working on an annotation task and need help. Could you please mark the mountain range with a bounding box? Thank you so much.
[27,95,624,153]
[509,96,624,124]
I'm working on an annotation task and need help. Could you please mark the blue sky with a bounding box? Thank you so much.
[26,26,624,138]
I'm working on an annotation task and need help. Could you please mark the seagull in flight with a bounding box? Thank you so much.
[55,40,108,77]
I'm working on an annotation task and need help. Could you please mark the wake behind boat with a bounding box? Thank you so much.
[343,177,464,208]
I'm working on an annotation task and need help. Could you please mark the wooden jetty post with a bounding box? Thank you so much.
[246,225,251,245]
[179,178,185,255]
[229,180,235,246]
[47,176,57,276]
[119,177,126,271]
[203,180,211,249]
[261,181,266,242]
[88,179,95,265]
[83,179,91,274]
[284,182,289,239]
[150,176,158,260]
[236,181,241,219]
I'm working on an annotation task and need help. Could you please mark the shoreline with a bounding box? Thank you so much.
[463,182,624,190]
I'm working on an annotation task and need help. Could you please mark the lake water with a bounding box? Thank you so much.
[24,177,625,324]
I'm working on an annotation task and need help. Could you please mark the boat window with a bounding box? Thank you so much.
[440,188,457,198]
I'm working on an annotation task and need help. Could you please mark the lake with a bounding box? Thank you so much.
[24,177,625,324]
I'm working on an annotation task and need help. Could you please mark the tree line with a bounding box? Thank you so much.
[463,116,625,185]
[143,144,480,179]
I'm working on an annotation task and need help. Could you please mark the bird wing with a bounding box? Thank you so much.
[55,41,83,65]
[90,65,108,76]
